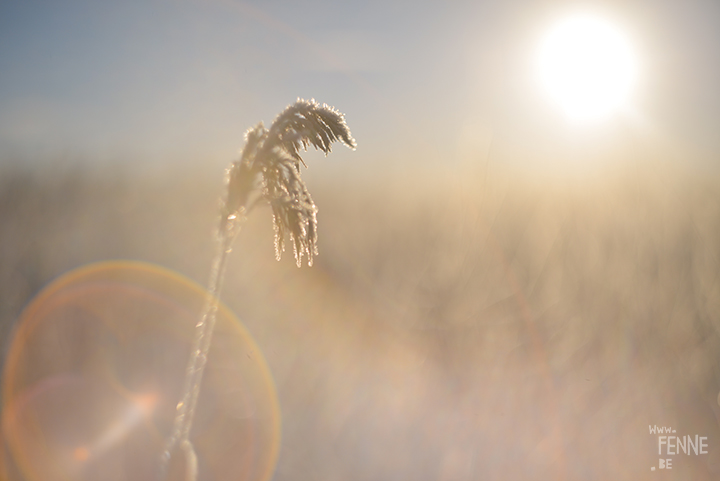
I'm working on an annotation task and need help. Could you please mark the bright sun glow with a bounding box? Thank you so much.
[538,13,637,122]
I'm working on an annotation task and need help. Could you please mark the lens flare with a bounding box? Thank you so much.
[2,261,280,481]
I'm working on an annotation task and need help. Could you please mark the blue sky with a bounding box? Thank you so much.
[1,0,719,173]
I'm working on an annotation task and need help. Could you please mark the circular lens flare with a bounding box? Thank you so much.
[2,261,280,481]
[538,13,637,121]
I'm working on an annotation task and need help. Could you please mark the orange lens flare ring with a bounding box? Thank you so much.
[2,261,280,481]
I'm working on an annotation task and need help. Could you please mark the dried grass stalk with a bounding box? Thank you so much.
[160,99,355,480]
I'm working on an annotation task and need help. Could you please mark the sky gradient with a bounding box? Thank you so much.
[1,0,719,174]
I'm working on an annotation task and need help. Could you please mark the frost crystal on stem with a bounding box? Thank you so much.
[224,98,356,266]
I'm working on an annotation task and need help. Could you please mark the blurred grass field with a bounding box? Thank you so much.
[1,158,720,480]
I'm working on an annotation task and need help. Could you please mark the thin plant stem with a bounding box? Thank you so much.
[160,215,241,480]
[158,99,354,480]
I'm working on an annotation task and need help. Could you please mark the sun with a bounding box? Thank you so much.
[537,13,637,122]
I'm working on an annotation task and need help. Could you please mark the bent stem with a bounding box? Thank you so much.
[160,213,242,480]
[158,98,355,480]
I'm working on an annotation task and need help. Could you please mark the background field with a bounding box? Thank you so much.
[2,157,720,480]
